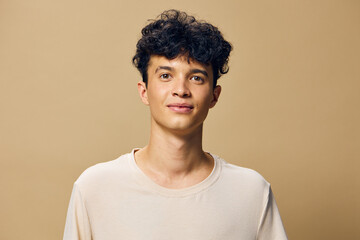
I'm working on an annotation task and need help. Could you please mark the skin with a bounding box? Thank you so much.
[135,55,221,189]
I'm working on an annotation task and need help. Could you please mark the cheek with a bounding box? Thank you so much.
[147,87,170,111]
[197,90,214,106]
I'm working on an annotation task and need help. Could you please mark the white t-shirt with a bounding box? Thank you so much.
[64,149,287,240]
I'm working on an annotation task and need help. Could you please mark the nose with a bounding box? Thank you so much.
[171,78,191,97]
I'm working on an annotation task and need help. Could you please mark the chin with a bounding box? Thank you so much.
[152,114,205,134]
[167,122,192,131]
[165,120,203,134]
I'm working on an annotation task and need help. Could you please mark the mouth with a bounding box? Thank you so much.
[167,103,194,113]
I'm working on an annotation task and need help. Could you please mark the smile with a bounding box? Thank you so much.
[167,103,194,113]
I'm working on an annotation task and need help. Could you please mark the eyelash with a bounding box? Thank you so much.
[160,73,171,80]
[191,76,203,82]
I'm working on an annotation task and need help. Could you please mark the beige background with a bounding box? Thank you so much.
[1,0,359,239]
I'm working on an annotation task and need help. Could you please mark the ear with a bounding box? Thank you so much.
[137,81,149,105]
[210,85,221,108]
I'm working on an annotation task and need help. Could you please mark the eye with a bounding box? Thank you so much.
[160,73,171,80]
[190,76,204,83]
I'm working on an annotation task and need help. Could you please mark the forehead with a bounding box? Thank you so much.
[148,55,212,73]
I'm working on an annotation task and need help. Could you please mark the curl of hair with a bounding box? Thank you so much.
[132,10,232,87]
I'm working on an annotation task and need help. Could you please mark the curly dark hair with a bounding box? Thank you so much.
[132,9,232,88]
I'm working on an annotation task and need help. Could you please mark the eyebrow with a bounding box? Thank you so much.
[155,66,172,73]
[155,66,209,77]
[190,69,208,77]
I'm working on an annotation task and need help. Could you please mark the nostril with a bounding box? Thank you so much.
[171,87,191,97]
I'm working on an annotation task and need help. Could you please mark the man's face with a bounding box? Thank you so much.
[137,55,221,135]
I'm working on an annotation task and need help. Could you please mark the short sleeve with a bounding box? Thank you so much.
[63,183,92,240]
[257,187,288,240]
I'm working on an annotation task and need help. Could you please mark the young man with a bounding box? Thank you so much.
[64,10,287,240]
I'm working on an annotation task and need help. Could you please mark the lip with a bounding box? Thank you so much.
[167,103,194,113]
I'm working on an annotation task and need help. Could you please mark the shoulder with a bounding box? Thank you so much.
[214,154,270,192]
[74,152,132,188]
[222,159,268,184]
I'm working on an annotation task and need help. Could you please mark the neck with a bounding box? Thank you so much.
[134,122,214,188]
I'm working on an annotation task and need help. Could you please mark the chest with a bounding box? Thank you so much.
[87,189,261,240]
